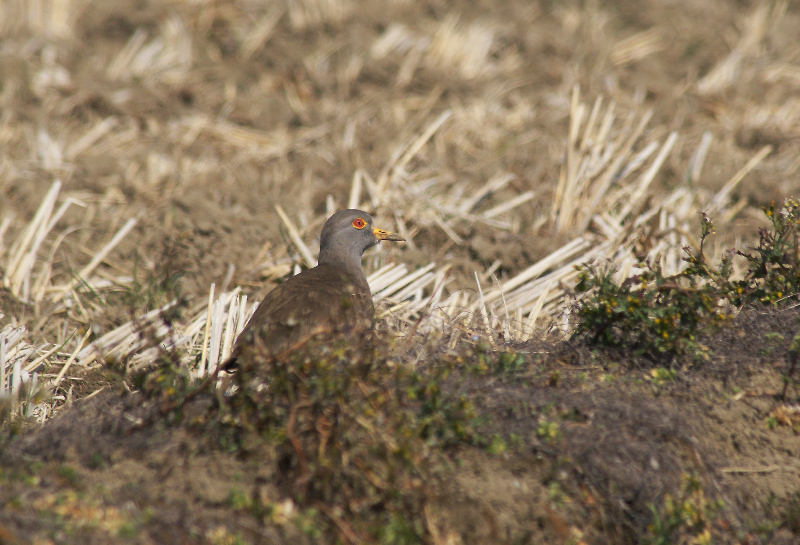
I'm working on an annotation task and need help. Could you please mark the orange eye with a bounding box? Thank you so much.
[352,217,366,229]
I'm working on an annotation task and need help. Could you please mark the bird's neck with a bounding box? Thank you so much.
[318,246,366,280]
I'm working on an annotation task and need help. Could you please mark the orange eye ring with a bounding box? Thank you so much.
[352,217,366,229]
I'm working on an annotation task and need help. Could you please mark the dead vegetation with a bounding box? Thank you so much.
[1,0,800,543]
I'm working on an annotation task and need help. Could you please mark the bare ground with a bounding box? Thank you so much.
[1,308,799,544]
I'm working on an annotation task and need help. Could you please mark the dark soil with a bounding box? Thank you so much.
[2,308,799,544]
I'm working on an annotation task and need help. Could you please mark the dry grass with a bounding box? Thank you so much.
[1,0,798,420]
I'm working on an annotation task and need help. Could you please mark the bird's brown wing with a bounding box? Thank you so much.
[223,264,373,370]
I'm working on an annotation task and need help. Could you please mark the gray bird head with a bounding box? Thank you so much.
[317,209,404,270]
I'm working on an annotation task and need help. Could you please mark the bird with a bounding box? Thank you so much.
[222,209,404,372]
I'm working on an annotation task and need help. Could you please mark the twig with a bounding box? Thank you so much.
[286,398,312,486]
[720,465,782,474]
[53,329,92,386]
[317,504,363,545]
[275,204,316,268]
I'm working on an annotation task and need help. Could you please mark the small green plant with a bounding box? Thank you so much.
[121,236,190,314]
[132,347,192,407]
[214,336,483,543]
[547,481,566,504]
[573,259,725,358]
[782,492,800,534]
[487,434,508,454]
[574,198,800,361]
[493,351,525,374]
[227,488,253,511]
[57,464,81,487]
[760,332,785,356]
[379,513,421,545]
[734,198,800,305]
[766,415,779,429]
[644,473,721,545]
[536,419,560,442]
[648,367,677,389]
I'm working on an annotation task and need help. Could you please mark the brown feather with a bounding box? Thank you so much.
[221,209,402,372]
[224,264,373,370]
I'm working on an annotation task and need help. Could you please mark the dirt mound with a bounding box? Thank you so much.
[2,309,798,544]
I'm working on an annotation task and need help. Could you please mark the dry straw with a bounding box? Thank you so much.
[60,90,769,377]
[0,82,773,421]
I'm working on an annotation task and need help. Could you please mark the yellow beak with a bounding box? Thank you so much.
[373,227,405,242]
